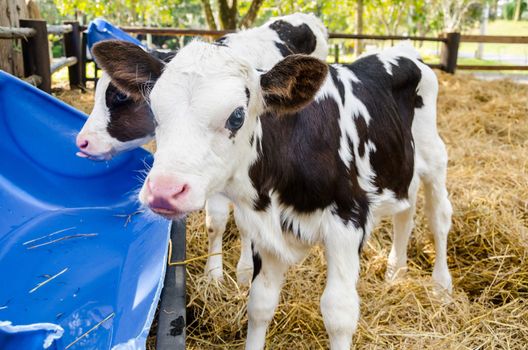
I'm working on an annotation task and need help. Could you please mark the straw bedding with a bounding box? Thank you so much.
[56,71,528,349]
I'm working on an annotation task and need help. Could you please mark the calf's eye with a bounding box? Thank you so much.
[225,107,245,132]
[114,92,129,103]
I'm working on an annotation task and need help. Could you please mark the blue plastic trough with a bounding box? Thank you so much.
[86,18,146,53]
[0,70,171,349]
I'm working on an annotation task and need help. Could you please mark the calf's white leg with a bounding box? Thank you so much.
[422,142,453,292]
[386,178,419,282]
[321,223,363,350]
[204,194,230,281]
[235,219,254,286]
[245,250,289,350]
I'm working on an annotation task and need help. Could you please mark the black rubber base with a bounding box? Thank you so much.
[156,219,186,349]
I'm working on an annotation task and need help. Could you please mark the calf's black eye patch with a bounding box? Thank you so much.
[225,106,246,137]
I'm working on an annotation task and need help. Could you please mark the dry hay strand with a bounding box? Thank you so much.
[53,73,528,349]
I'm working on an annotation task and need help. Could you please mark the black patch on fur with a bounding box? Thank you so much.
[347,55,420,199]
[269,20,317,55]
[329,66,345,105]
[105,82,156,142]
[148,49,176,62]
[251,243,262,281]
[214,36,229,47]
[102,48,175,142]
[355,115,368,158]
[245,87,250,103]
[249,97,369,229]
[415,95,424,109]
[274,41,292,57]
[249,133,254,146]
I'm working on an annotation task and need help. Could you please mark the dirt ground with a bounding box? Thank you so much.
[56,71,528,349]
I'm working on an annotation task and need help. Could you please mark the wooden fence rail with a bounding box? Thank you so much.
[5,21,526,93]
[110,27,528,73]
[0,26,36,39]
[0,20,83,92]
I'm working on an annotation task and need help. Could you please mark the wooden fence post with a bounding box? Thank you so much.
[81,31,88,86]
[63,21,82,89]
[440,32,460,74]
[20,19,51,93]
[334,44,339,63]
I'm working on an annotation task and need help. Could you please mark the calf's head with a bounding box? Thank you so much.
[76,41,163,160]
[96,41,328,218]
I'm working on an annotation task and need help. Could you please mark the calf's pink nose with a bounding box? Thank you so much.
[76,136,89,149]
[146,176,188,211]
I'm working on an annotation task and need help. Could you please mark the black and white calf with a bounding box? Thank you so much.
[77,13,329,285]
[96,39,453,348]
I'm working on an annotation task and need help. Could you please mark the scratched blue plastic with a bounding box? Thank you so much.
[0,71,170,349]
[86,18,146,53]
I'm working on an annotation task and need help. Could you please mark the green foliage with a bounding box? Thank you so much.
[39,0,489,36]
[45,0,204,27]
[503,1,526,19]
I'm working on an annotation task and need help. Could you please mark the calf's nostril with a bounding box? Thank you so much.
[173,184,188,198]
[78,139,89,149]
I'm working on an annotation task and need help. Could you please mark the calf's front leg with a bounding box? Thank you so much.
[245,249,289,350]
[204,195,230,281]
[233,209,254,286]
[321,225,363,350]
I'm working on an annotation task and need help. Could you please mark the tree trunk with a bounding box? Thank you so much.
[218,0,238,29]
[476,2,489,59]
[0,0,28,77]
[239,0,265,28]
[514,0,523,21]
[355,0,364,55]
[26,0,41,19]
[200,0,218,30]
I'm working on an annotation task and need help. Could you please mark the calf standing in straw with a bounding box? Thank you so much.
[93,37,452,348]
[76,13,329,285]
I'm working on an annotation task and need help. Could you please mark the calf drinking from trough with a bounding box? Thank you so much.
[94,37,453,348]
[77,13,329,285]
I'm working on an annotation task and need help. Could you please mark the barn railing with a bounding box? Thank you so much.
[0,20,82,93]
[83,26,528,75]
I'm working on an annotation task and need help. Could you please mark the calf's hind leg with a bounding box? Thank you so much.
[386,177,419,282]
[422,141,453,293]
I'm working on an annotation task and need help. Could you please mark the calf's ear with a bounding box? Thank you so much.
[260,54,328,114]
[92,40,164,100]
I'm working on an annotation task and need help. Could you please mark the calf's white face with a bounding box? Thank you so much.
[93,40,327,218]
[141,43,261,217]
